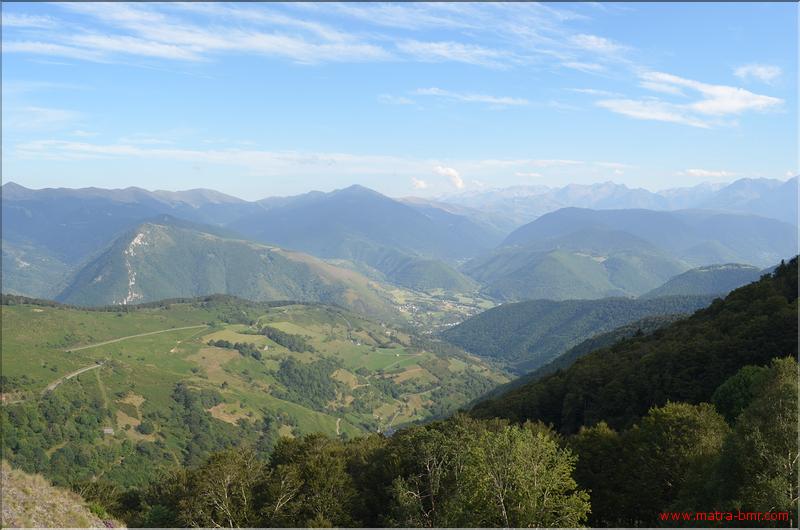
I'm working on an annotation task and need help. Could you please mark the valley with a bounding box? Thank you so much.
[1,296,508,488]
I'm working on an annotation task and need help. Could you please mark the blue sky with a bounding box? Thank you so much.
[2,2,796,199]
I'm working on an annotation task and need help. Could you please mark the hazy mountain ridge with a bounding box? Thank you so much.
[442,176,798,227]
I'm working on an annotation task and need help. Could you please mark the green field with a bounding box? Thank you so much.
[1,296,508,489]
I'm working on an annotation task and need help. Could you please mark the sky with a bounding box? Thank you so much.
[1,2,797,199]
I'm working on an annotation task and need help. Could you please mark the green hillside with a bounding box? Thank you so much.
[441,294,716,372]
[471,257,798,434]
[479,314,684,400]
[640,263,763,298]
[55,220,405,322]
[0,296,507,491]
[464,229,689,301]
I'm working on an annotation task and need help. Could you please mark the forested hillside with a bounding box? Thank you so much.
[442,294,715,372]
[471,257,798,433]
[640,263,763,298]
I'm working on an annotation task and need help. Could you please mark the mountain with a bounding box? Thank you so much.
[1,182,263,298]
[55,218,402,321]
[470,257,798,433]
[441,177,798,227]
[228,185,501,291]
[440,294,716,372]
[696,177,798,225]
[501,207,796,268]
[640,263,764,298]
[463,228,689,300]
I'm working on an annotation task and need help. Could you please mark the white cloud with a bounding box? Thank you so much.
[2,13,58,28]
[597,99,711,128]
[679,169,736,178]
[397,40,510,67]
[569,88,620,97]
[597,71,783,128]
[378,94,414,105]
[411,177,428,189]
[571,34,624,54]
[563,62,605,73]
[434,165,464,189]
[642,72,782,115]
[639,80,685,96]
[2,41,107,62]
[515,172,543,177]
[734,64,782,84]
[414,87,529,106]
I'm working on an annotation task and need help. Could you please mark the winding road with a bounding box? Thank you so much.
[65,325,207,352]
[42,362,105,394]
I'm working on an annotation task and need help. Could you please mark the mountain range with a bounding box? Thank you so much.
[462,207,795,301]
[443,176,798,226]
[2,179,797,311]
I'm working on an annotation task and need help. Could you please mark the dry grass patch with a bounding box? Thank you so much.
[331,368,359,389]
[207,402,252,425]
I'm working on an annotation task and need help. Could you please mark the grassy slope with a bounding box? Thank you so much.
[1,298,508,487]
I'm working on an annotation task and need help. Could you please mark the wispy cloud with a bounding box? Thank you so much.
[2,2,632,74]
[596,71,783,128]
[4,106,83,131]
[679,168,736,178]
[734,64,782,84]
[1,13,58,28]
[563,62,605,73]
[414,87,529,106]
[571,34,625,55]
[397,40,511,68]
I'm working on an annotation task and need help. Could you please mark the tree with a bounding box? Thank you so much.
[618,402,730,525]
[714,357,798,520]
[178,448,263,528]
[455,420,590,528]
